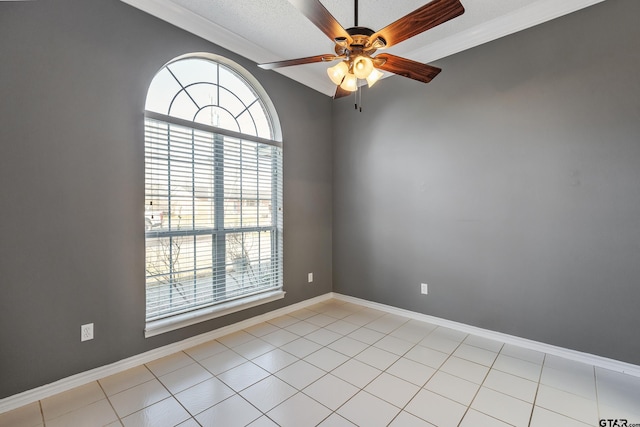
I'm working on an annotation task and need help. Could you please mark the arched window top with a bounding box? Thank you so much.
[143,53,283,335]
[146,53,281,141]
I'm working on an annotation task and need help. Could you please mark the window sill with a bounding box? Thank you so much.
[145,290,286,338]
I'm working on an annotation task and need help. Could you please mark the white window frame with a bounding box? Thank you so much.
[143,54,283,337]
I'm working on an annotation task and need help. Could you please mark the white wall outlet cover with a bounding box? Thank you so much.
[308,272,313,283]
[421,283,428,295]
[81,323,94,342]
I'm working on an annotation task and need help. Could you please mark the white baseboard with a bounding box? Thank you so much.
[332,292,640,378]
[0,293,332,414]
[3,291,639,415]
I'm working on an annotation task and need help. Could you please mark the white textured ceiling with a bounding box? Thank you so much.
[122,0,607,96]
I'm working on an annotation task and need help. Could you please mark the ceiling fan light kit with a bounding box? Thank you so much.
[366,68,384,87]
[327,57,380,89]
[340,72,358,92]
[353,56,374,79]
[259,0,465,100]
[327,61,349,85]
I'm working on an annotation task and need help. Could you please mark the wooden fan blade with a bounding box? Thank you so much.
[375,54,441,84]
[288,0,352,42]
[334,85,352,99]
[372,0,464,48]
[258,54,332,70]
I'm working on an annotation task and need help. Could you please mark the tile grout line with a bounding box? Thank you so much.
[594,365,602,424]
[135,351,206,426]
[450,334,496,426]
[96,380,122,426]
[526,352,547,426]
[385,328,447,426]
[338,320,459,426]
[243,307,363,426]
[259,311,406,425]
[535,354,603,426]
[235,308,353,425]
[38,400,45,427]
[400,328,468,423]
[319,317,411,425]
[185,313,319,425]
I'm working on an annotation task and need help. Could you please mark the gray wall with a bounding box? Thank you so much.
[0,0,332,398]
[333,0,640,365]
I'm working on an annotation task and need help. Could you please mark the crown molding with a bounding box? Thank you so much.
[120,0,277,64]
[409,0,607,64]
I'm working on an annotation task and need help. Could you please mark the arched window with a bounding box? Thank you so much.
[144,54,283,336]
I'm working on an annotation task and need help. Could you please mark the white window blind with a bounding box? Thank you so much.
[144,55,283,326]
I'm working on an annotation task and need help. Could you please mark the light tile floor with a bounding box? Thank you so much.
[2,299,640,426]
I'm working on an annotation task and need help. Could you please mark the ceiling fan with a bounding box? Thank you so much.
[259,0,465,100]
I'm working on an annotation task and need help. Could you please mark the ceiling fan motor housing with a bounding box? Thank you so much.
[335,27,386,55]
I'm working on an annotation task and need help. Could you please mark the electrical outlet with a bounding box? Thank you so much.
[421,283,428,295]
[308,272,313,283]
[81,323,94,342]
